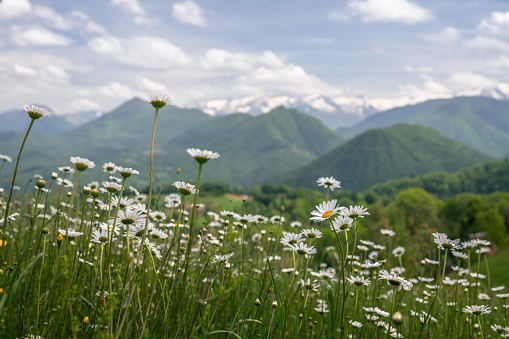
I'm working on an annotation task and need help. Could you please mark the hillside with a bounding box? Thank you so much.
[339,96,509,158]
[0,104,346,188]
[363,159,509,201]
[0,108,75,135]
[279,124,492,192]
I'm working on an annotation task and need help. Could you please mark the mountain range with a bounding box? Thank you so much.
[338,96,509,158]
[0,95,505,192]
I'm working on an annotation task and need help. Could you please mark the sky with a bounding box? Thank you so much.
[1,0,509,114]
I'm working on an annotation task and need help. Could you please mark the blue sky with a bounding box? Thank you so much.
[1,0,509,114]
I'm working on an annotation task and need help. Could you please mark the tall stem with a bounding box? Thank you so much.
[2,118,35,254]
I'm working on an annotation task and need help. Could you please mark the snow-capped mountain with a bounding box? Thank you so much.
[184,83,509,129]
[184,94,380,128]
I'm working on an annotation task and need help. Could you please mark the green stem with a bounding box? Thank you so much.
[2,118,35,253]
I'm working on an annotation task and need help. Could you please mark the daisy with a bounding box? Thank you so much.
[290,221,302,228]
[211,252,234,263]
[117,206,145,229]
[392,246,405,257]
[316,176,341,191]
[300,278,320,291]
[150,228,168,239]
[164,194,181,208]
[270,215,285,224]
[103,162,116,174]
[70,156,95,172]
[289,242,317,258]
[115,166,140,178]
[340,205,370,219]
[300,228,323,239]
[462,305,491,315]
[346,276,371,287]
[330,215,353,232]
[280,233,305,246]
[349,320,363,328]
[381,229,395,237]
[310,199,342,223]
[150,210,167,222]
[235,214,257,224]
[186,148,220,164]
[57,229,84,240]
[90,229,113,244]
[317,269,336,280]
[255,215,268,224]
[378,270,413,289]
[102,181,122,193]
[146,93,171,108]
[78,258,94,266]
[111,196,135,209]
[433,233,460,250]
[173,181,196,195]
[24,104,50,119]
[0,154,12,163]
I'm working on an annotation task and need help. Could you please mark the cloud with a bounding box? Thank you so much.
[0,0,31,19]
[12,26,72,47]
[328,10,349,22]
[99,81,136,98]
[463,36,509,54]
[10,63,70,86]
[446,72,497,90]
[111,0,145,15]
[235,63,337,96]
[423,27,460,45]
[478,11,509,35]
[139,77,168,93]
[68,98,101,111]
[33,5,73,30]
[201,49,253,71]
[349,0,432,24]
[173,0,206,26]
[88,35,190,69]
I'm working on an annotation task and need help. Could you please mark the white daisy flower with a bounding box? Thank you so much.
[146,93,171,108]
[24,104,50,119]
[462,305,491,315]
[70,156,95,172]
[316,176,341,191]
[310,199,342,223]
[186,148,220,164]
[173,181,196,195]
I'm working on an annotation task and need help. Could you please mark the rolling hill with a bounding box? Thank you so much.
[0,103,346,188]
[338,96,509,158]
[279,124,492,192]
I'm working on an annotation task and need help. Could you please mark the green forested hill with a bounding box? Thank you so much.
[279,124,492,192]
[0,104,345,188]
[339,96,509,158]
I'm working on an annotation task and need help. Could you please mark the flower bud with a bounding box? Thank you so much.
[254,298,261,306]
[36,180,46,189]
[51,172,58,179]
[42,228,49,234]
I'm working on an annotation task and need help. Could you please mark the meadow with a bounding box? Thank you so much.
[0,96,508,338]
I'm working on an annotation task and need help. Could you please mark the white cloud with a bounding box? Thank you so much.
[12,26,72,47]
[13,63,36,76]
[173,0,206,26]
[349,0,432,24]
[328,10,349,22]
[69,98,101,111]
[88,35,189,69]
[446,72,497,90]
[0,0,31,19]
[478,11,509,35]
[33,5,73,30]
[99,81,136,98]
[463,36,509,54]
[111,0,145,15]
[423,27,460,45]
[201,49,252,71]
[258,51,285,68]
[139,77,168,93]
[235,64,337,96]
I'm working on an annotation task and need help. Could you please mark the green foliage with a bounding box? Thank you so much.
[280,124,491,191]
[365,159,509,201]
[342,96,509,158]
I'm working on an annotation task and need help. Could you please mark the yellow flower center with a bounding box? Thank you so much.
[322,210,333,218]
